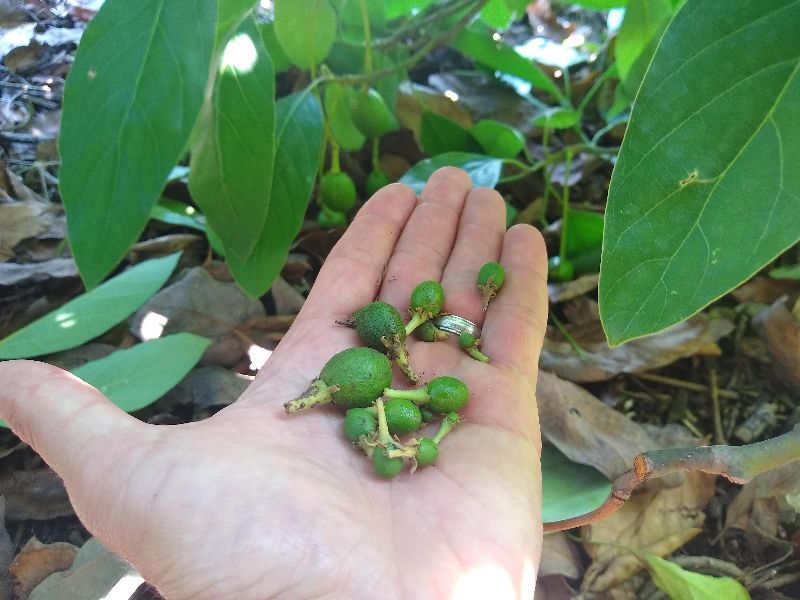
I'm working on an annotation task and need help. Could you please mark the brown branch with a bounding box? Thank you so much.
[543,425,800,532]
[633,372,758,399]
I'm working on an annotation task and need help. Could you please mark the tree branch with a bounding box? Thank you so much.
[543,425,800,532]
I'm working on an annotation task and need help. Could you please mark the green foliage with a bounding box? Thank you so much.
[58,0,216,289]
[541,446,611,523]
[150,200,205,232]
[258,21,292,73]
[325,83,366,151]
[600,0,800,346]
[226,91,324,298]
[469,120,525,158]
[625,547,751,600]
[70,333,211,414]
[0,254,180,360]
[273,0,337,69]
[399,153,504,194]
[770,264,800,280]
[419,111,481,156]
[572,0,628,7]
[532,107,581,129]
[216,0,258,44]
[450,25,559,97]
[335,0,388,36]
[189,16,276,263]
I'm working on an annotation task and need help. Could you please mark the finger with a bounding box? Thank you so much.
[439,187,506,326]
[295,183,418,323]
[379,167,473,308]
[481,224,548,373]
[0,360,142,483]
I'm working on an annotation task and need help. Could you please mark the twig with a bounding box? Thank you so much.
[633,372,754,399]
[710,369,727,445]
[542,425,800,532]
[549,310,585,360]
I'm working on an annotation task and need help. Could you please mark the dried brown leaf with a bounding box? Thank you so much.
[540,531,582,579]
[753,297,800,390]
[731,278,800,304]
[726,460,800,536]
[546,273,599,303]
[159,366,251,409]
[0,259,78,287]
[0,469,71,522]
[0,199,63,263]
[10,537,77,600]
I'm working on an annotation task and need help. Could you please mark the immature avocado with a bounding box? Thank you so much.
[477,262,505,311]
[284,347,392,413]
[405,281,445,335]
[413,321,450,342]
[548,256,574,282]
[427,376,469,413]
[344,408,377,443]
[319,171,356,212]
[459,331,489,363]
[317,209,347,227]
[350,88,391,139]
[373,444,403,479]
[344,301,418,384]
[415,437,439,467]
[366,168,391,197]
[384,399,422,435]
[419,406,435,423]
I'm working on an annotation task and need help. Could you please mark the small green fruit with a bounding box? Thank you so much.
[384,399,422,435]
[320,347,394,408]
[347,301,418,383]
[459,331,477,349]
[317,209,347,227]
[415,438,439,467]
[548,256,574,281]
[366,169,391,197]
[419,407,435,423]
[350,88,391,139]
[373,445,403,479]
[413,321,450,342]
[411,280,444,316]
[427,376,469,413]
[319,171,356,212]
[477,262,505,311]
[344,408,377,443]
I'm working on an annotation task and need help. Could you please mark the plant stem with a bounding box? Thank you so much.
[375,398,391,445]
[372,137,380,171]
[283,380,336,413]
[577,62,616,114]
[383,386,430,403]
[557,148,572,265]
[359,0,372,91]
[543,424,800,532]
[433,416,456,444]
[330,143,341,173]
[405,311,426,335]
[549,310,585,360]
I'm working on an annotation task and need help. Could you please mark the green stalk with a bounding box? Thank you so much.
[556,149,572,272]
[405,311,427,335]
[433,414,459,444]
[383,386,430,403]
[375,398,391,445]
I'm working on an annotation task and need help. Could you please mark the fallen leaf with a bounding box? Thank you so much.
[726,460,800,537]
[0,499,15,600]
[547,273,599,303]
[129,267,266,367]
[514,198,543,226]
[581,471,716,593]
[27,538,139,600]
[536,371,665,481]
[561,296,600,327]
[731,278,800,304]
[0,469,72,521]
[128,234,206,262]
[10,537,78,600]
[540,532,583,579]
[0,199,64,263]
[540,314,733,382]
[0,259,78,287]
[395,80,474,143]
[269,276,305,315]
[159,366,251,409]
[533,575,576,600]
[752,297,800,391]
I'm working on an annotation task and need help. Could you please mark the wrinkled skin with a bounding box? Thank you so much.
[0,168,548,600]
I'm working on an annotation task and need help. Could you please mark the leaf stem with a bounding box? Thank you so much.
[557,148,572,263]
[549,310,585,360]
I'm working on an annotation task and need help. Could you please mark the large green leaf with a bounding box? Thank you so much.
[449,26,559,97]
[385,0,433,19]
[480,0,514,30]
[419,111,481,156]
[0,253,180,360]
[600,0,800,346]
[325,83,366,151]
[399,152,504,194]
[258,21,292,73]
[150,199,206,232]
[615,0,673,89]
[216,0,257,45]
[58,0,216,289]
[469,120,525,159]
[572,0,628,7]
[625,547,750,600]
[227,91,324,298]
[70,334,211,414]
[335,0,388,35]
[541,446,611,523]
[189,16,276,264]
[274,0,336,69]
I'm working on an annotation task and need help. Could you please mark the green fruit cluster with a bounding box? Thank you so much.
[284,279,472,480]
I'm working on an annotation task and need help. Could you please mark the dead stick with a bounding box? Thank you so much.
[543,425,800,532]
[710,369,727,445]
[634,372,754,399]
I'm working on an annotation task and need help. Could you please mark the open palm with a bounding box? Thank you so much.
[0,168,548,600]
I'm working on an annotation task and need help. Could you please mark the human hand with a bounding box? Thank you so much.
[0,167,548,600]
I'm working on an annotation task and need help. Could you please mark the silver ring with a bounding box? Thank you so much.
[431,315,482,339]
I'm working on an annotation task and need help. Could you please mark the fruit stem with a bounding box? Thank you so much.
[478,273,497,311]
[383,386,430,403]
[330,143,341,174]
[375,398,391,445]
[467,347,490,363]
[433,413,459,444]
[405,310,427,336]
[283,380,338,413]
[364,406,378,418]
[557,148,572,266]
[359,0,372,78]
[382,334,419,384]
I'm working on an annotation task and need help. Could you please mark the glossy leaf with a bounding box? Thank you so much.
[274,0,336,69]
[565,211,604,258]
[216,0,257,44]
[616,0,673,88]
[625,547,750,600]
[770,264,800,279]
[450,26,558,96]
[70,333,211,414]
[385,0,433,19]
[469,120,525,158]
[325,83,366,151]
[0,254,180,360]
[533,107,581,129]
[227,91,324,298]
[600,0,800,346]
[189,16,276,263]
[569,0,628,9]
[335,0,387,35]
[258,20,292,73]
[58,0,216,289]
[150,199,206,232]
[399,152,504,195]
[480,0,514,30]
[419,111,481,156]
[541,446,611,523]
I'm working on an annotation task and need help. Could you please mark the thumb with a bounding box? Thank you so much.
[0,359,142,485]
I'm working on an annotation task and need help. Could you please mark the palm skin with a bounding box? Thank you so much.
[0,168,548,600]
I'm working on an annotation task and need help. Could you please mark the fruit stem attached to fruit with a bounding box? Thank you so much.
[405,309,427,336]
[383,386,430,404]
[375,398,391,445]
[381,334,419,383]
[460,331,489,363]
[284,380,339,413]
[433,413,460,444]
[478,273,498,312]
